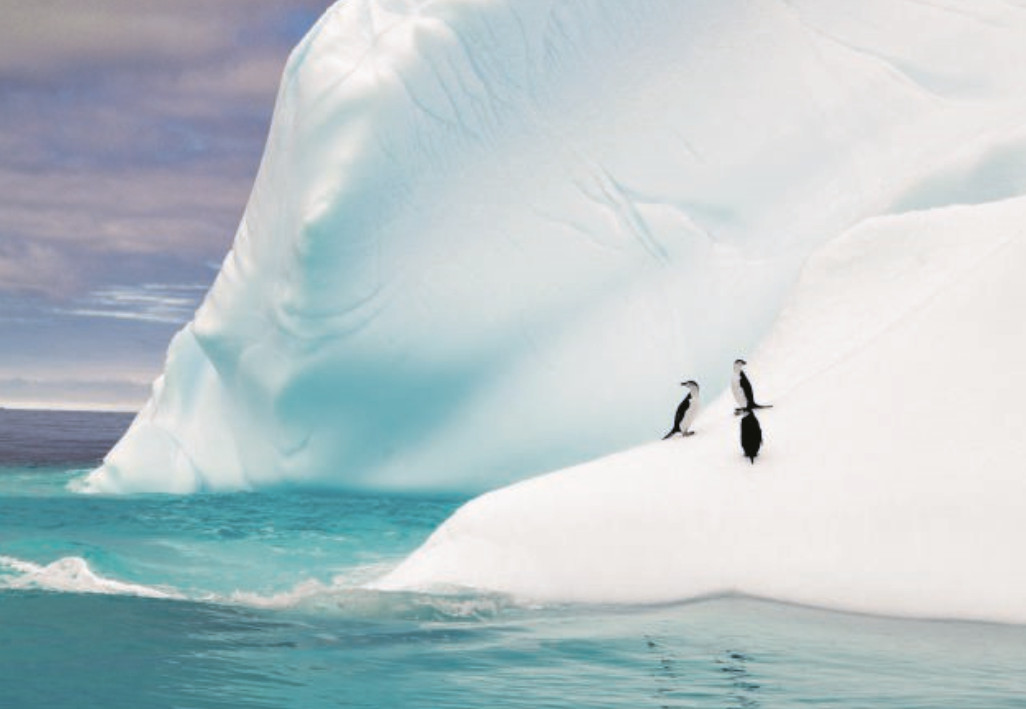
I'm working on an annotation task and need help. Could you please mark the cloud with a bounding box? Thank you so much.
[0,374,150,411]
[0,1,337,303]
[0,1,332,408]
[0,165,248,250]
[0,163,244,297]
[0,238,79,296]
[0,0,333,295]
[56,283,207,324]
[0,1,329,82]
[0,2,225,80]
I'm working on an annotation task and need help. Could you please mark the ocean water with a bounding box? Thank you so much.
[1,410,1024,708]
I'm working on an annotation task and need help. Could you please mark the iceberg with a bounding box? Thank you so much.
[378,196,1026,623]
[87,0,1026,493]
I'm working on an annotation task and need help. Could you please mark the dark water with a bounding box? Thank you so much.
[0,408,132,465]
[2,410,1025,708]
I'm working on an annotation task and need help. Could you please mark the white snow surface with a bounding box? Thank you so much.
[378,197,1026,623]
[87,0,1026,493]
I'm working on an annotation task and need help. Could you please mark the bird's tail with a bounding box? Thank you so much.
[748,455,756,464]
[736,403,773,415]
[663,428,679,440]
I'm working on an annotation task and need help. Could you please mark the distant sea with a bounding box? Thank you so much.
[1,408,1024,708]
[0,407,133,466]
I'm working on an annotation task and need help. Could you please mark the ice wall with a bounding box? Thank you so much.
[88,0,1026,493]
[378,196,1026,623]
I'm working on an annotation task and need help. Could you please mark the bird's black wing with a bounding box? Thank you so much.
[739,370,755,408]
[673,393,692,427]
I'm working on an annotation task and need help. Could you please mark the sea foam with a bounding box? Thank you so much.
[0,555,182,600]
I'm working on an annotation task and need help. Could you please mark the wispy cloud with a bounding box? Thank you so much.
[56,283,208,325]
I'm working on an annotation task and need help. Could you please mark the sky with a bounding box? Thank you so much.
[0,0,334,410]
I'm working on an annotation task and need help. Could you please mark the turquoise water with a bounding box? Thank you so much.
[2,413,1026,707]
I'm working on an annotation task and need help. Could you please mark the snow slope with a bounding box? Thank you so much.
[87,0,1026,493]
[378,196,1026,623]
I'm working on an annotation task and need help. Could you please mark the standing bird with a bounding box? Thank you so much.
[663,380,700,439]
[740,411,762,463]
[731,359,772,415]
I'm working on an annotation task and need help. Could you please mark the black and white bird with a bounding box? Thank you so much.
[739,410,762,463]
[731,359,772,415]
[662,380,700,439]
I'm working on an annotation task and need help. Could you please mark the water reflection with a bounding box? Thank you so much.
[645,634,681,708]
[718,649,760,709]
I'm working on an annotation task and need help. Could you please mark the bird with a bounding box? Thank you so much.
[740,410,762,463]
[662,380,700,439]
[731,358,772,415]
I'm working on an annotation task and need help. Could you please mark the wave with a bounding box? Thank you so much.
[0,554,510,622]
[225,566,514,622]
[0,555,183,600]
